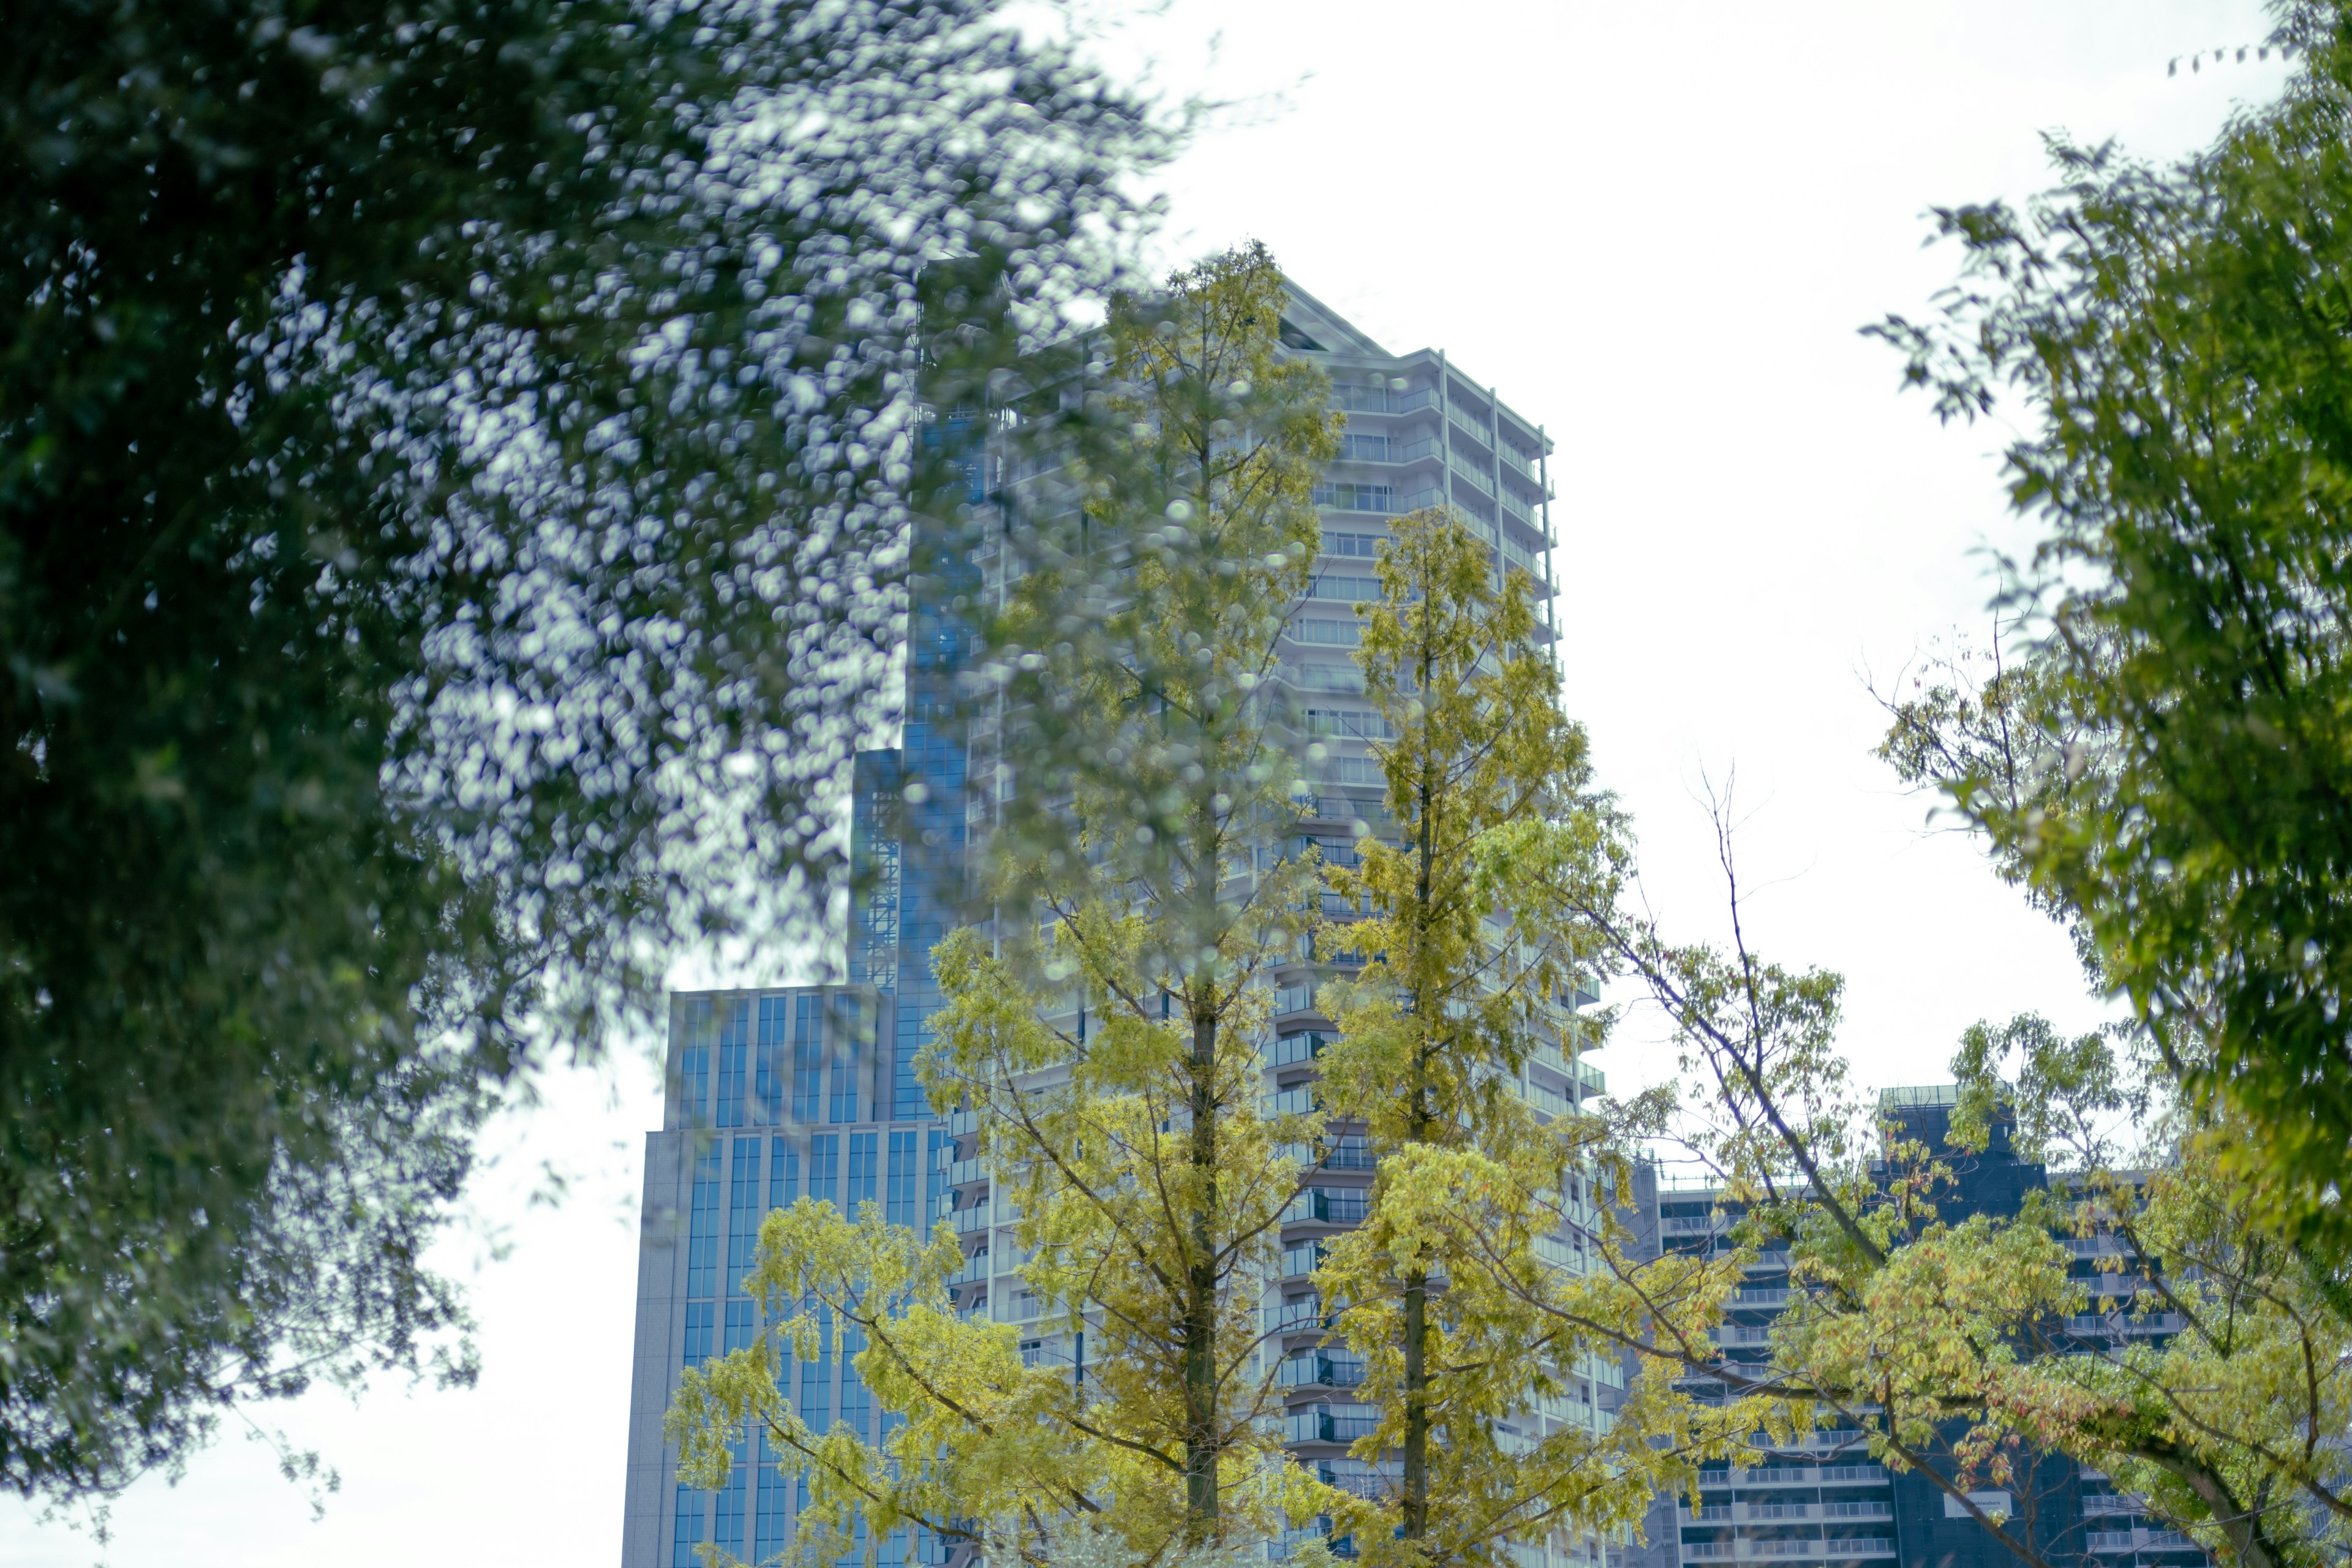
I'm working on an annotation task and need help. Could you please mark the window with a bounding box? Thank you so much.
[713,1467,746,1562]
[686,1144,721,1298]
[724,1299,756,1355]
[792,995,823,1121]
[673,1483,705,1568]
[677,999,714,1125]
[769,1137,797,1209]
[753,1468,791,1559]
[926,1129,951,1224]
[1293,620,1359,646]
[682,1301,714,1365]
[840,1324,870,1439]
[1326,532,1382,558]
[829,1018,859,1123]
[715,1000,749,1128]
[1311,482,1395,514]
[809,1135,839,1209]
[1307,708,1396,741]
[797,1302,831,1428]
[848,1133,878,1213]
[755,997,788,1125]
[728,1136,762,1288]
[887,1131,918,1226]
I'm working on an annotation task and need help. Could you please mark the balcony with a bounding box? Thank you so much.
[1265,1085,1319,1118]
[1281,1240,1328,1279]
[1263,1296,1329,1336]
[950,1202,993,1235]
[1284,1403,1381,1444]
[1286,1188,1369,1226]
[1331,386,1437,416]
[1280,1352,1366,1389]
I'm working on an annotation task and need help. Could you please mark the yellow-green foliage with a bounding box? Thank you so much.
[1310,509,1777,1567]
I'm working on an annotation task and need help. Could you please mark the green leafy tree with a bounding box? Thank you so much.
[0,0,1166,1502]
[1483,805,2352,1568]
[1867,0,2352,1246]
[1308,507,1698,1567]
[665,244,1343,1561]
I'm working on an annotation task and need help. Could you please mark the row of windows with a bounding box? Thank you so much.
[674,1473,935,1568]
[686,1133,951,1299]
[674,995,880,1129]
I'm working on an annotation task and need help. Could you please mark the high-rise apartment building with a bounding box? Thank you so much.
[1624,1088,2215,1568]
[616,279,1589,1567]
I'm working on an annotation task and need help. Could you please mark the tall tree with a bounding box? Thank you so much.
[1867,0,2352,1248]
[0,0,1166,1500]
[1311,509,1763,1566]
[666,244,1344,1561]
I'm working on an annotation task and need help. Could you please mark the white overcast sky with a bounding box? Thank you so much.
[5,3,2291,1564]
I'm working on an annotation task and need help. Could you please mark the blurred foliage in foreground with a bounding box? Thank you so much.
[0,0,1166,1502]
[1869,0,2352,1251]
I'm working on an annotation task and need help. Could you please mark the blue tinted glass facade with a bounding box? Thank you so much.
[640,469,974,1567]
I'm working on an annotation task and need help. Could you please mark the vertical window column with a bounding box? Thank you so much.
[792,996,823,1121]
[672,1484,706,1568]
[829,1003,859,1123]
[677,1000,714,1127]
[755,997,786,1125]
[769,1137,798,1210]
[715,1000,749,1128]
[886,1131,916,1226]
[753,1428,792,1561]
[727,1136,761,1299]
[684,1142,721,1364]
[840,1323,871,1439]
[809,1135,840,1209]
[798,1300,832,1430]
[925,1129,949,1226]
[712,1458,747,1564]
[848,1133,877,1214]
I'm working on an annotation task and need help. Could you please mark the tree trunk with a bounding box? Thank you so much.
[1185,1001,1221,1542]
[1400,617,1441,1549]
